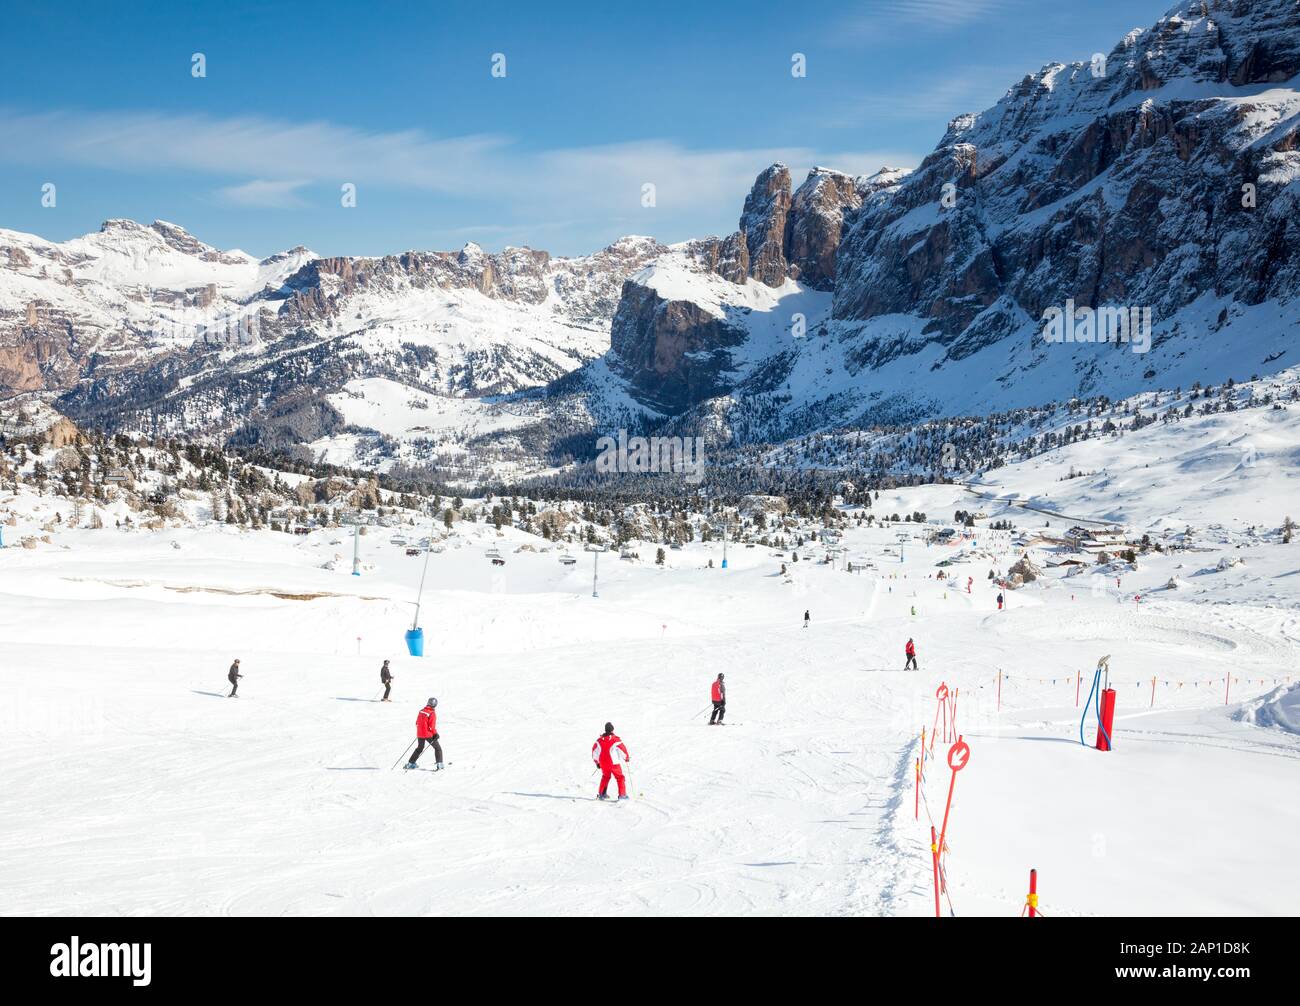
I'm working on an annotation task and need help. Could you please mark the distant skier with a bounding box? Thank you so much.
[966,577,972,594]
[227,658,242,697]
[904,638,918,671]
[380,659,393,702]
[709,673,726,725]
[803,609,810,629]
[592,722,630,800]
[997,592,1004,611]
[404,698,444,770]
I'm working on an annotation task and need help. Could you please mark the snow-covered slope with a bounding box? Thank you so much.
[3,369,1298,915]
[2,439,1296,915]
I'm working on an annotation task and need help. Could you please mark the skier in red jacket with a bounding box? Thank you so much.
[709,673,726,725]
[592,722,630,800]
[904,638,918,671]
[404,698,444,770]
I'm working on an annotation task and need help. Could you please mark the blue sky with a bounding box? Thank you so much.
[0,0,1172,258]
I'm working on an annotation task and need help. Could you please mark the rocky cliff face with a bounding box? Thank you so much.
[787,167,868,291]
[833,0,1300,377]
[279,243,557,325]
[739,164,794,287]
[730,162,889,291]
[607,273,750,416]
[589,162,903,423]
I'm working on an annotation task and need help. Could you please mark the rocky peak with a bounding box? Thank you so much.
[261,245,313,263]
[99,219,149,234]
[150,220,213,258]
[787,167,866,291]
[680,233,750,285]
[739,163,793,287]
[457,241,486,265]
[729,163,908,291]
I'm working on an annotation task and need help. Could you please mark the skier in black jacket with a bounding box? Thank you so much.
[380,659,394,702]
[228,659,242,698]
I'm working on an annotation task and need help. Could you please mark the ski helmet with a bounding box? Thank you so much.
[427,697,437,708]
[718,673,725,680]
[604,721,614,734]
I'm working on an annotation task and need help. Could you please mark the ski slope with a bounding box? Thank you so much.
[1,503,1297,916]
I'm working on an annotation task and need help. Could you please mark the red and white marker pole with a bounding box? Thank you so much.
[934,735,970,916]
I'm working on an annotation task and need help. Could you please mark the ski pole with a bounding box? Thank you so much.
[391,740,415,770]
[691,705,711,720]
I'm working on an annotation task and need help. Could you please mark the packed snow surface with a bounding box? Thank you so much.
[2,485,1297,915]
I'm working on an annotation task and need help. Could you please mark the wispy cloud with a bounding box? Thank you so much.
[218,178,310,208]
[0,106,920,234]
[819,68,1012,130]
[831,0,1017,44]
[0,108,506,192]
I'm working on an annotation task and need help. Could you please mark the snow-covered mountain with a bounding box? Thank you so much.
[830,0,1300,416]
[556,0,1300,453]
[2,0,1297,483]
[0,218,668,450]
[0,219,314,392]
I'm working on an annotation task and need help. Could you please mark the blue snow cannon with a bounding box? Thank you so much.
[405,627,425,657]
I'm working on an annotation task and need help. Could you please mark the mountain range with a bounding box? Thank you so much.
[2,0,1297,483]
